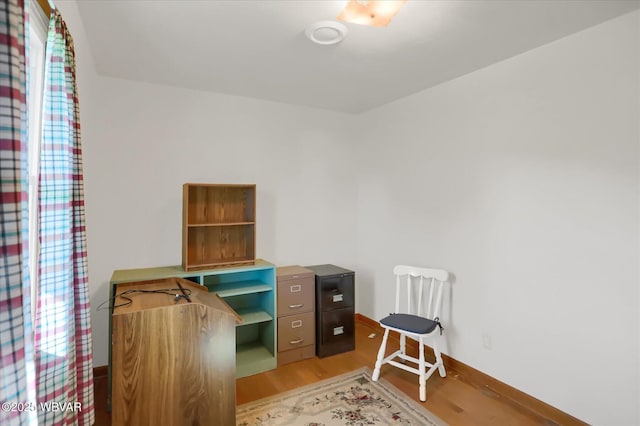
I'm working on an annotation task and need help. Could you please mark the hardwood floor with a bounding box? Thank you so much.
[95,318,586,425]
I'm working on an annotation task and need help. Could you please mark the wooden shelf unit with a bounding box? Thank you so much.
[182,183,256,271]
[108,260,277,410]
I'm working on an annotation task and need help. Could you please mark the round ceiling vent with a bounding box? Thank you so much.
[305,21,348,45]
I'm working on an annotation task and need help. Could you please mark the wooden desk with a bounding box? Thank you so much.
[111,278,241,425]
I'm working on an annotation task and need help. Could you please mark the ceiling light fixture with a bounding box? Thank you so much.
[338,0,408,27]
[305,21,348,45]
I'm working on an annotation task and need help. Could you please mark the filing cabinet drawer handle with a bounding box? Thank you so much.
[290,284,301,293]
[332,293,344,303]
[291,320,303,328]
[289,303,304,309]
[289,338,304,345]
[333,326,344,336]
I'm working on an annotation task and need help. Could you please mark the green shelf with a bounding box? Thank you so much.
[209,280,272,298]
[235,308,273,326]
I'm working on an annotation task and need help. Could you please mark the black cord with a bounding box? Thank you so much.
[176,280,192,303]
[96,288,193,311]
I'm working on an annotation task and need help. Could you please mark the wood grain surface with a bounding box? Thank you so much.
[112,280,238,425]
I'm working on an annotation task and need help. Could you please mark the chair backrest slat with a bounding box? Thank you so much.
[407,273,413,314]
[426,277,435,318]
[395,273,401,314]
[434,278,444,319]
[417,275,424,316]
[392,265,449,321]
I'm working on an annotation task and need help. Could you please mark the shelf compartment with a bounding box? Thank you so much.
[185,224,255,270]
[235,319,276,378]
[185,184,255,225]
[236,341,277,378]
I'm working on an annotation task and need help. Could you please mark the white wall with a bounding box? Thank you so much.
[83,78,358,363]
[58,1,638,423]
[57,0,358,371]
[354,10,639,425]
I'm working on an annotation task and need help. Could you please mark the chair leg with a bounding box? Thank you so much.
[400,333,406,356]
[433,341,446,378]
[372,329,390,381]
[419,338,426,402]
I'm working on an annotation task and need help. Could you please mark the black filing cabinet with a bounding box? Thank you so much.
[305,264,355,358]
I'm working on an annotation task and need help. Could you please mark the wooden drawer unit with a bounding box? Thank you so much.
[276,266,316,366]
[305,264,355,358]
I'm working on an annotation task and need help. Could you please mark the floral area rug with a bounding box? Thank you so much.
[236,367,447,425]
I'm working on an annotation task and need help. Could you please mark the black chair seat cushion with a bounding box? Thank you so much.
[380,313,438,334]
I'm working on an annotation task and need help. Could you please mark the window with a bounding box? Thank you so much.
[29,1,70,359]
[27,0,47,323]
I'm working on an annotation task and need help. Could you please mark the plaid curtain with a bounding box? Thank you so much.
[34,7,94,426]
[0,0,36,425]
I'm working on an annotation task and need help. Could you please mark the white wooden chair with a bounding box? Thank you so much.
[372,265,449,401]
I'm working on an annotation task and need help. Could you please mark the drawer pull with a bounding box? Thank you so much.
[333,326,344,336]
[291,320,303,328]
[288,303,304,309]
[290,284,301,293]
[289,338,304,345]
[332,293,344,303]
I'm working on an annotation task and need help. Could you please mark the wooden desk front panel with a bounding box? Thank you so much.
[112,301,236,425]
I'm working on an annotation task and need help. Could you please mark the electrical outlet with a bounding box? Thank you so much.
[482,334,492,350]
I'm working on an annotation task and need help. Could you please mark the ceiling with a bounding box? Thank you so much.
[76,0,640,114]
